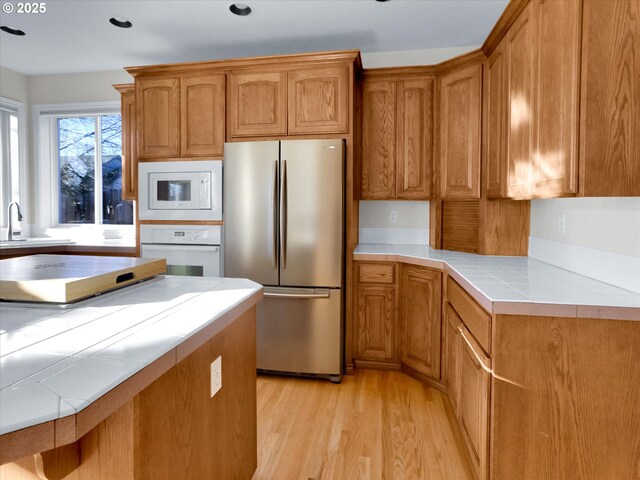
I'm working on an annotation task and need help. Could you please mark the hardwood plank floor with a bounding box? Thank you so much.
[254,369,472,480]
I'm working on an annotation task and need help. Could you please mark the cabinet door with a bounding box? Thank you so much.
[396,78,434,199]
[120,89,136,200]
[440,64,482,199]
[361,80,396,199]
[288,65,349,134]
[484,41,508,199]
[136,77,180,159]
[459,325,491,480]
[181,75,225,157]
[443,304,462,410]
[399,266,442,379]
[356,286,395,361]
[580,0,640,196]
[228,70,287,137]
[505,2,534,198]
[531,0,580,197]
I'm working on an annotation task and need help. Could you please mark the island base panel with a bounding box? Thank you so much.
[1,307,257,480]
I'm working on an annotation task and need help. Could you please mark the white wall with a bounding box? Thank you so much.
[0,66,29,103]
[529,198,640,293]
[359,201,429,245]
[28,70,132,105]
[361,46,479,68]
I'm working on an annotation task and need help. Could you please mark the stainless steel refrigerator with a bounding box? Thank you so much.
[223,139,344,382]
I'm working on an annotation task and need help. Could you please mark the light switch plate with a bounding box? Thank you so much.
[210,356,222,397]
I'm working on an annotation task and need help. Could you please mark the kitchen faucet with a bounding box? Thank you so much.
[6,201,23,241]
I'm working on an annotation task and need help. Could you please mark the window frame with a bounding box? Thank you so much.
[0,96,28,235]
[34,101,134,238]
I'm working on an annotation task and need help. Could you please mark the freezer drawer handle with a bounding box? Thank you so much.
[264,291,330,299]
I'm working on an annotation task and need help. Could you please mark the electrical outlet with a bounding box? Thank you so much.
[390,210,397,224]
[210,356,222,397]
[558,214,566,234]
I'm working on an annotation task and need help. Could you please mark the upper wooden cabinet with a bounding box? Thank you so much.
[228,70,287,137]
[136,74,225,159]
[115,84,137,201]
[579,0,640,196]
[136,77,180,159]
[439,64,482,199]
[228,63,352,137]
[181,75,226,157]
[399,265,441,379]
[288,65,349,134]
[485,0,581,199]
[361,74,433,200]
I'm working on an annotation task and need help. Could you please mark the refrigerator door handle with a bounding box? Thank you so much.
[272,160,278,269]
[264,291,330,299]
[280,159,287,269]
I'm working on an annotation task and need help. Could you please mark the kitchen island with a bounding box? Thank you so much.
[0,275,262,480]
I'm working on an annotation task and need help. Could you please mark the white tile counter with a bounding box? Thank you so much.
[354,244,640,321]
[0,276,262,436]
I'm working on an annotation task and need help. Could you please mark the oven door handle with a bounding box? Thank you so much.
[141,245,219,253]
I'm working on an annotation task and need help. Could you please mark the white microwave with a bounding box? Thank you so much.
[138,160,222,221]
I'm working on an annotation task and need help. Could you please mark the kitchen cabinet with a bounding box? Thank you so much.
[485,0,581,199]
[136,74,226,159]
[354,262,397,365]
[115,84,136,200]
[181,74,226,157]
[288,65,349,134]
[579,0,640,196]
[458,323,491,480]
[228,69,288,137]
[399,265,441,379]
[228,64,351,137]
[443,304,462,410]
[361,74,433,200]
[439,64,482,199]
[136,76,180,159]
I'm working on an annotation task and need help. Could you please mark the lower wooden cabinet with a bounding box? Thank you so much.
[399,265,442,379]
[458,323,491,480]
[443,304,462,409]
[354,262,397,365]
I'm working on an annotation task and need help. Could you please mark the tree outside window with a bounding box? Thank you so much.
[57,114,132,225]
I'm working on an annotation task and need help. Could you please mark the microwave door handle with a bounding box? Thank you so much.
[280,159,287,270]
[272,160,278,269]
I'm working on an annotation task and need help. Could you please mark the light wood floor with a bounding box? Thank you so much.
[253,369,472,480]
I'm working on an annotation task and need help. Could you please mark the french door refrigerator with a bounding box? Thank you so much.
[224,139,344,382]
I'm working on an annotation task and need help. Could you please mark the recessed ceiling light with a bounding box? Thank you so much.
[229,3,252,16]
[0,25,26,36]
[376,0,390,2]
[109,17,133,29]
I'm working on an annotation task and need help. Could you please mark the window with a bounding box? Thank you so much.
[55,114,132,226]
[0,99,23,229]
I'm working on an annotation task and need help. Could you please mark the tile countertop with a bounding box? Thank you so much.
[354,244,640,321]
[0,276,262,435]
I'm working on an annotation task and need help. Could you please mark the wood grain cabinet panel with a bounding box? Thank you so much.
[504,2,534,198]
[356,286,395,361]
[580,0,640,196]
[399,265,441,379]
[136,77,180,159]
[396,78,433,199]
[531,0,580,197]
[443,304,462,410]
[180,75,225,157]
[458,325,491,480]
[116,85,136,200]
[228,70,287,137]
[288,65,349,134]
[361,80,396,199]
[440,64,482,199]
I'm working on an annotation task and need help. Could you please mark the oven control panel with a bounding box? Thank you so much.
[140,225,222,246]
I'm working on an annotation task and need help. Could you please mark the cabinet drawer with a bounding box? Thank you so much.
[447,277,491,354]
[358,263,395,284]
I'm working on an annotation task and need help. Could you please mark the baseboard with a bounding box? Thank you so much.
[400,363,447,394]
[354,358,401,370]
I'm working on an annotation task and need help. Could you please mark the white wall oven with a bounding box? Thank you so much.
[140,224,221,277]
[138,160,222,221]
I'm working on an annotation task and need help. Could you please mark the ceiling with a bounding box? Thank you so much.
[0,0,508,76]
